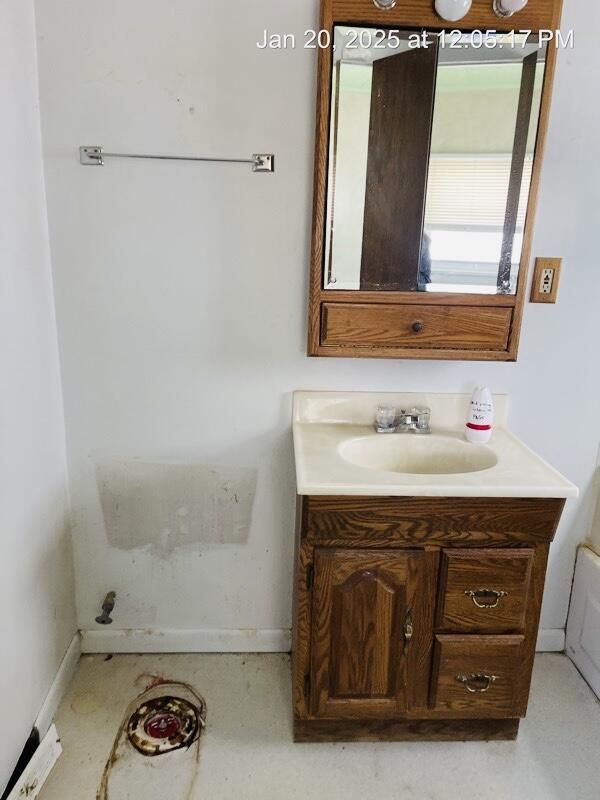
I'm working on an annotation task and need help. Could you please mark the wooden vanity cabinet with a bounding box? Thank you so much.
[293,495,565,742]
[307,0,564,361]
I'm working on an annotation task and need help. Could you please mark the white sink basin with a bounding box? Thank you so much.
[292,392,578,498]
[339,434,498,476]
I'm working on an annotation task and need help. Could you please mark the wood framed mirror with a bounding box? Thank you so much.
[307,0,563,360]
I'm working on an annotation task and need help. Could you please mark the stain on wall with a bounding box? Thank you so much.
[95,460,257,554]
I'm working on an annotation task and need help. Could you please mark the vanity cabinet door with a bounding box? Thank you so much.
[310,548,435,719]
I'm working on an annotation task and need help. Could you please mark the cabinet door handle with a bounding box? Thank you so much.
[465,589,508,609]
[456,673,498,693]
[403,607,413,655]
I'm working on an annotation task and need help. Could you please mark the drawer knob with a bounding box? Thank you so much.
[411,320,424,333]
[456,673,498,694]
[465,589,508,609]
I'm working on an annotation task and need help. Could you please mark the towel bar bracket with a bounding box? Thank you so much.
[79,146,275,173]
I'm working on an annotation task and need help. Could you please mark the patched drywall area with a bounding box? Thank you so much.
[96,460,257,554]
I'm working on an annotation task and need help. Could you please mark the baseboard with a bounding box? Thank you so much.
[82,627,560,655]
[34,635,81,738]
[536,628,565,652]
[81,628,292,654]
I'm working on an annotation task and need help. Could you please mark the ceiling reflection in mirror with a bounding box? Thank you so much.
[324,27,547,294]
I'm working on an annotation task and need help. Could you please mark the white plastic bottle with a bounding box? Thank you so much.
[465,386,494,444]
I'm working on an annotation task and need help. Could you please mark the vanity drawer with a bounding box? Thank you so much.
[431,635,526,717]
[320,303,512,351]
[437,549,533,633]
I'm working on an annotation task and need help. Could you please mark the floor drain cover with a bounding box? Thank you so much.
[127,696,200,756]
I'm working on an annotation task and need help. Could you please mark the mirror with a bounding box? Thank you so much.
[324,27,547,295]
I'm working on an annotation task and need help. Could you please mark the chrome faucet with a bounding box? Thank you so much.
[398,407,431,434]
[375,406,431,435]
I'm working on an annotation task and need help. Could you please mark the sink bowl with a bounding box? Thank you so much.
[339,434,498,476]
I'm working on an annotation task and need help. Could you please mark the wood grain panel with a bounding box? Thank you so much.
[515,542,550,713]
[437,549,533,633]
[307,0,335,355]
[330,0,559,32]
[305,496,565,547]
[409,547,440,713]
[321,303,512,350]
[307,0,565,360]
[292,495,565,740]
[294,716,519,743]
[320,290,517,307]
[431,635,526,717]
[292,497,313,718]
[311,548,430,718]
[330,569,398,697]
[507,12,562,358]
[312,341,518,361]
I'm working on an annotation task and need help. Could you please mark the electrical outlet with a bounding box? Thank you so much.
[531,257,562,303]
[540,267,554,294]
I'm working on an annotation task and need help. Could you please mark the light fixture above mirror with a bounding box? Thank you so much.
[430,0,530,20]
[434,0,472,22]
[493,0,529,16]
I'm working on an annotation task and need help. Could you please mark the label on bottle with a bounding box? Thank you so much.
[468,397,493,430]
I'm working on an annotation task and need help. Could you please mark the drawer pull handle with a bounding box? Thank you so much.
[456,673,498,694]
[412,320,424,333]
[465,589,508,609]
[403,607,413,655]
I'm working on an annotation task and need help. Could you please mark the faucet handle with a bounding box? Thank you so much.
[412,405,431,415]
[415,407,431,432]
[375,405,397,433]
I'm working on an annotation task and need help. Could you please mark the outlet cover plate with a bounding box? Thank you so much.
[531,257,562,304]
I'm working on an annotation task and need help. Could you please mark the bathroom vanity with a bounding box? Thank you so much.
[292,393,577,742]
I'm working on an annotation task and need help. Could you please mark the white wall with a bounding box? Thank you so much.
[34,0,600,645]
[0,0,76,791]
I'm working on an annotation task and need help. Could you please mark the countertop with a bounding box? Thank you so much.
[292,391,578,499]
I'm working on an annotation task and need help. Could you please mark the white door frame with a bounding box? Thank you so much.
[566,546,600,700]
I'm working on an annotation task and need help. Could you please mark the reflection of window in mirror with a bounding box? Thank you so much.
[324,27,547,296]
[422,34,547,295]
